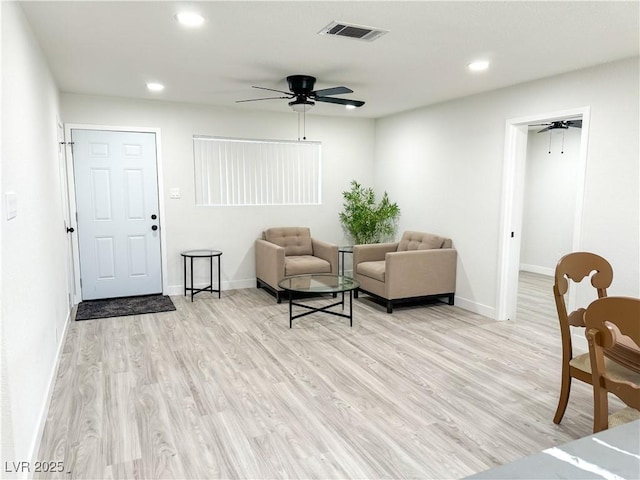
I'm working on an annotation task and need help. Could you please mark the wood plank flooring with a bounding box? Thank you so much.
[36,273,605,479]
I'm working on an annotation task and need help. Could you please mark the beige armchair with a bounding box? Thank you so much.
[255,227,338,303]
[353,231,457,313]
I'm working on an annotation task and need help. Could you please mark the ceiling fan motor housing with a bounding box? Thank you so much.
[287,75,316,94]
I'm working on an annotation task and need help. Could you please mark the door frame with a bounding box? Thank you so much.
[57,121,75,311]
[495,106,591,321]
[64,123,168,305]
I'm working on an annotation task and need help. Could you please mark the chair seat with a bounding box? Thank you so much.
[284,255,331,276]
[570,353,640,384]
[608,407,640,428]
[357,260,386,282]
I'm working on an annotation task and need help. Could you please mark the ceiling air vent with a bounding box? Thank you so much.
[318,21,388,42]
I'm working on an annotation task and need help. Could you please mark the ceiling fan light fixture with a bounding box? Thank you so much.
[289,99,315,113]
[175,12,205,27]
[345,104,357,110]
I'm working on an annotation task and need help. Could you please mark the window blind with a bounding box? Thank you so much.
[194,136,321,206]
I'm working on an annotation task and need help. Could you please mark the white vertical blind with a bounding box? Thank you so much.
[194,136,321,206]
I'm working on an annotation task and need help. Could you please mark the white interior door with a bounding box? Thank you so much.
[72,129,162,300]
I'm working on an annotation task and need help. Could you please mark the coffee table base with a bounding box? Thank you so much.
[288,291,354,328]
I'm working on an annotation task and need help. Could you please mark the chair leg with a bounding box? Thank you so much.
[386,301,393,314]
[448,293,454,305]
[592,382,609,433]
[553,368,572,424]
[354,289,359,299]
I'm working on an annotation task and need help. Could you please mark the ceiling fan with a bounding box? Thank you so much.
[236,75,365,112]
[531,119,582,133]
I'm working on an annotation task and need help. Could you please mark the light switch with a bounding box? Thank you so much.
[170,188,181,199]
[5,192,17,220]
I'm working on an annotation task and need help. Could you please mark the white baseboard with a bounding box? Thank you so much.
[166,278,256,297]
[453,296,496,320]
[29,307,72,474]
[520,264,554,277]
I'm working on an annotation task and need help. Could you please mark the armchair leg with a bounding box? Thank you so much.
[448,293,454,305]
[354,289,359,299]
[387,301,393,314]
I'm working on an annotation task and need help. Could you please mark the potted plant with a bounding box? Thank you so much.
[339,180,400,244]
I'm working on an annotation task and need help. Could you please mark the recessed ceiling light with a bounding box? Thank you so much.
[468,61,490,72]
[175,12,205,27]
[146,82,165,92]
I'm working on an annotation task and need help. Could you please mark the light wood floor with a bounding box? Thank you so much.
[36,272,602,479]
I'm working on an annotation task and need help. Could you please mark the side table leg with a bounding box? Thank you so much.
[209,255,213,294]
[190,256,194,302]
[218,255,221,299]
[183,256,187,297]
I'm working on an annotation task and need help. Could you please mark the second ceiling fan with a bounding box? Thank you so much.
[531,119,582,133]
[236,75,365,112]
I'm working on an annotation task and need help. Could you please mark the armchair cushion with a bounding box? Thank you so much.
[264,227,312,256]
[285,255,332,276]
[398,231,446,251]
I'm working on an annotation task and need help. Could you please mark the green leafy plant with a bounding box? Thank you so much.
[339,180,400,244]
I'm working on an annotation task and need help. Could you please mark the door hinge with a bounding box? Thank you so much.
[80,278,82,287]
[59,141,75,145]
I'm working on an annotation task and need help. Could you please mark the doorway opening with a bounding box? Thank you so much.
[496,107,591,322]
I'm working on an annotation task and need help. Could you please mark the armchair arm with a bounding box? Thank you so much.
[255,239,285,289]
[311,238,338,274]
[353,243,399,267]
[385,248,457,298]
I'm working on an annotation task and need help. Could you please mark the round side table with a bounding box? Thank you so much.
[181,250,222,301]
[338,245,354,276]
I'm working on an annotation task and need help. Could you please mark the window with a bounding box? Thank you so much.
[194,136,321,206]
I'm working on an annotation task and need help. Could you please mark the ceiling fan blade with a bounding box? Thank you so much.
[311,86,353,97]
[529,123,551,127]
[251,85,293,95]
[567,120,583,128]
[537,126,553,133]
[315,96,365,107]
[236,96,290,103]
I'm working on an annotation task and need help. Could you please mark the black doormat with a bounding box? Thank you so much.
[75,294,176,321]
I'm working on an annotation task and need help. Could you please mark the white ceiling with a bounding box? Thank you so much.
[19,1,640,119]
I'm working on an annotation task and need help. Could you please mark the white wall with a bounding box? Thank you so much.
[61,94,376,293]
[520,127,581,276]
[374,57,639,317]
[1,1,70,470]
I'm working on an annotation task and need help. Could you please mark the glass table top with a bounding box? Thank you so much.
[181,249,222,257]
[278,274,359,293]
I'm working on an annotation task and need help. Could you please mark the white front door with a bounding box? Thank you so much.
[72,129,162,300]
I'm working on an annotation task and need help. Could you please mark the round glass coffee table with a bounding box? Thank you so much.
[278,274,360,328]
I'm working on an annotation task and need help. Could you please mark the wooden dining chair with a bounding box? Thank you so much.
[552,252,613,424]
[585,296,640,432]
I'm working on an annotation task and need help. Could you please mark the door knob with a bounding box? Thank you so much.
[151,225,158,231]
[151,214,157,220]
[66,226,75,233]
